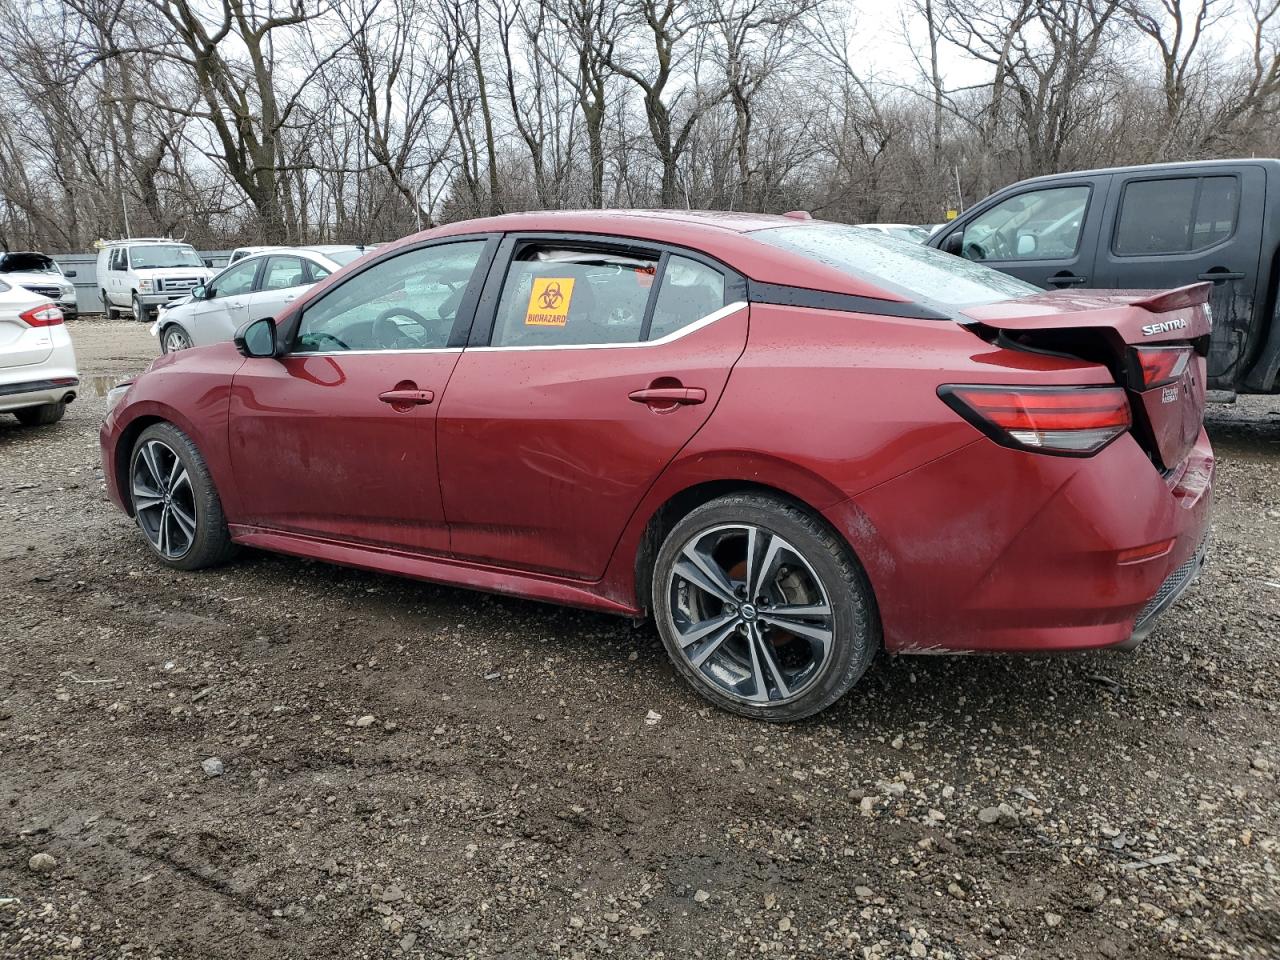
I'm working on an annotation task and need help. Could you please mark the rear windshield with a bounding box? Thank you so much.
[325,249,364,266]
[751,224,1037,312]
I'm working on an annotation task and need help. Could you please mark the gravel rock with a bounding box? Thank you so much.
[27,853,56,874]
[201,757,224,777]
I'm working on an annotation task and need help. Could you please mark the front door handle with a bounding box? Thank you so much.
[379,389,434,405]
[628,386,706,405]
[1047,273,1087,287]
[1197,269,1245,282]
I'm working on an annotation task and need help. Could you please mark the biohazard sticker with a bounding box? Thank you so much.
[525,277,575,326]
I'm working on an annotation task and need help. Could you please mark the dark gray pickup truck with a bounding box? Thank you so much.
[929,159,1280,396]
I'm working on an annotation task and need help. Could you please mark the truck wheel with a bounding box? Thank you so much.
[102,290,119,320]
[132,294,150,324]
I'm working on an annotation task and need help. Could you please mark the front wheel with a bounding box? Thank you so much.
[129,423,236,570]
[652,494,879,721]
[161,325,192,353]
[132,294,151,324]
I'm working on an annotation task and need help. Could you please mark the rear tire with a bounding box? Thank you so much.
[652,493,879,721]
[102,290,119,320]
[14,401,66,427]
[129,423,237,571]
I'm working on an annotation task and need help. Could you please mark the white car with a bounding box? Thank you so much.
[855,223,933,243]
[97,239,214,324]
[152,246,367,353]
[0,252,79,321]
[0,280,78,426]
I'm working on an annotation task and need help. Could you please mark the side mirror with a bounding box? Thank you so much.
[192,284,208,300]
[203,258,213,268]
[941,230,964,255]
[234,317,277,358]
[65,269,77,278]
[1016,234,1037,257]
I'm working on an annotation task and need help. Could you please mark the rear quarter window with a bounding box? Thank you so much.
[752,224,1038,312]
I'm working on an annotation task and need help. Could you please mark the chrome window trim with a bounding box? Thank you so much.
[285,347,464,358]
[472,300,747,352]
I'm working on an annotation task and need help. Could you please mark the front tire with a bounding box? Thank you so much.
[652,494,879,721]
[132,294,151,324]
[161,325,192,354]
[14,401,66,426]
[128,423,236,570]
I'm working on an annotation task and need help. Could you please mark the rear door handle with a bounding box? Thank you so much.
[379,389,434,405]
[629,386,706,405]
[1197,269,1245,281]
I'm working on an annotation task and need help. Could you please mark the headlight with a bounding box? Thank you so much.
[105,382,133,414]
[62,284,75,297]
[139,279,153,292]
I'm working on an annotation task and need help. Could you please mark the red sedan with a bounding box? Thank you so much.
[100,211,1213,721]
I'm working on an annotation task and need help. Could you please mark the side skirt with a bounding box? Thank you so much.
[227,524,640,617]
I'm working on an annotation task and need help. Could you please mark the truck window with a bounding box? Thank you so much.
[958,186,1090,262]
[1114,175,1238,256]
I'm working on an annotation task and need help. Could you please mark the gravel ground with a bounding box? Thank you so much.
[2,319,1278,960]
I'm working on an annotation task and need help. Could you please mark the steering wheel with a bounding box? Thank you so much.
[372,307,432,349]
[303,331,350,352]
[962,240,988,261]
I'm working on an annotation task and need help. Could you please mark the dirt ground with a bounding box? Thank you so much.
[2,319,1278,960]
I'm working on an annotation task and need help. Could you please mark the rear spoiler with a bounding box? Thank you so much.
[1130,282,1211,314]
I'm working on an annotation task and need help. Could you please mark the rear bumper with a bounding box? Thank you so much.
[0,375,79,412]
[834,429,1215,654]
[1114,534,1209,650]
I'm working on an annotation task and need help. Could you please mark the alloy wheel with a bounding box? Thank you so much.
[666,523,834,706]
[164,327,192,352]
[131,439,197,559]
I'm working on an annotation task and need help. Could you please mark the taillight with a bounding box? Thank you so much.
[19,304,64,327]
[1129,345,1192,390]
[939,384,1131,456]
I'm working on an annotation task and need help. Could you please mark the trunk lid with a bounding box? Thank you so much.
[961,283,1212,471]
[0,285,55,369]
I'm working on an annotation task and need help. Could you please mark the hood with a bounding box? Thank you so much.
[3,270,74,290]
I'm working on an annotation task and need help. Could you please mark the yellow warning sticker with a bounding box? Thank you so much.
[525,277,574,326]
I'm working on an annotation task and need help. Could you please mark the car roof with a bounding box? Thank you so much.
[401,210,916,303]
[101,238,192,246]
[301,244,368,254]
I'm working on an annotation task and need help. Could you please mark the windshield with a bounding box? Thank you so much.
[129,244,203,269]
[752,224,1038,311]
[0,253,60,274]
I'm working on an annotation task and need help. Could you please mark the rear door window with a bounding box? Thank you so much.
[647,256,725,340]
[1113,175,1239,255]
[489,246,658,347]
[260,256,307,292]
